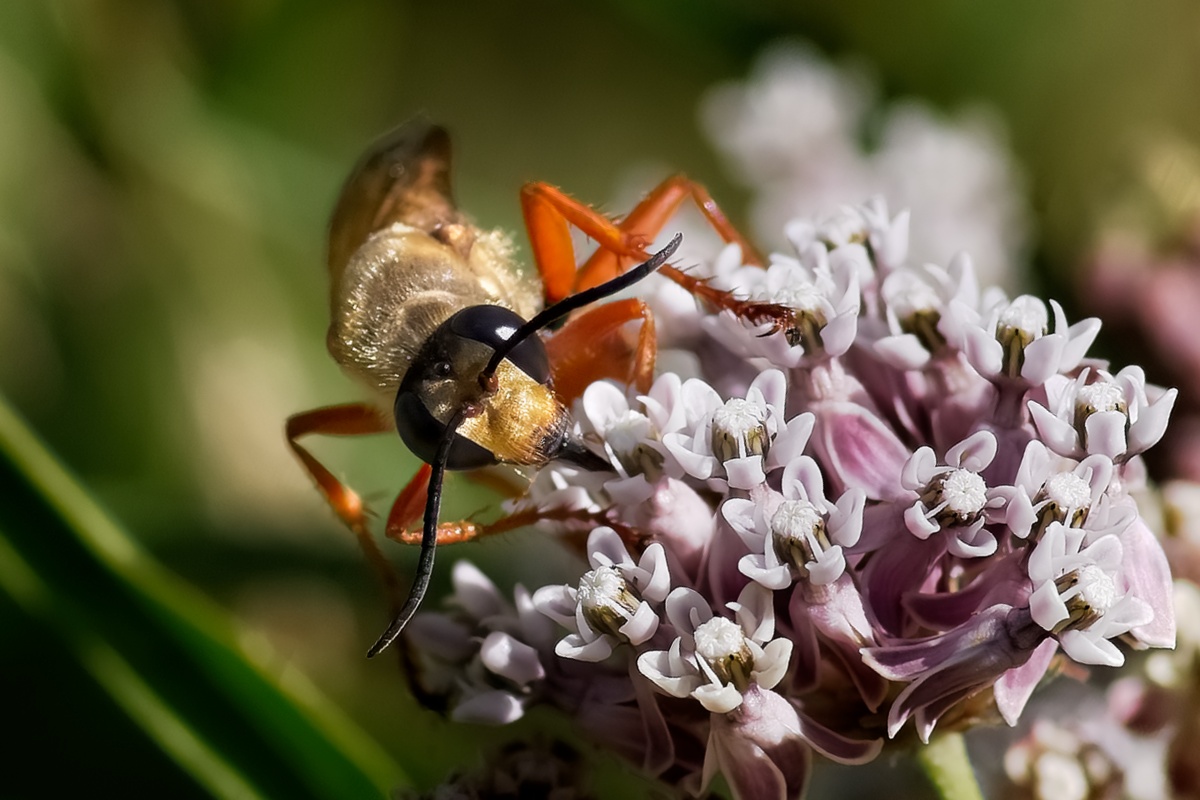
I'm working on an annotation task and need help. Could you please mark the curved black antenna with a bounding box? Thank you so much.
[366,405,465,658]
[482,233,682,381]
[366,233,682,658]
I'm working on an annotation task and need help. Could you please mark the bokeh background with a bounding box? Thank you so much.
[3,1,1200,796]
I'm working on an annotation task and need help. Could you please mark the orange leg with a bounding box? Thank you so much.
[286,403,401,600]
[521,175,763,303]
[545,297,657,402]
[390,503,649,555]
[379,463,488,547]
[520,176,798,340]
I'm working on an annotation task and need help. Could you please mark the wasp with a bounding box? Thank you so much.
[287,120,790,657]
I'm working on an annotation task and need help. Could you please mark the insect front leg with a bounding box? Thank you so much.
[381,464,489,547]
[286,403,400,600]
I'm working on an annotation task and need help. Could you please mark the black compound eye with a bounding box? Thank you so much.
[445,305,550,384]
[393,389,494,469]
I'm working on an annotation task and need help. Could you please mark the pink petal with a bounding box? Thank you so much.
[451,690,524,724]
[812,401,911,501]
[1119,517,1176,648]
[707,686,814,800]
[480,631,544,685]
[994,638,1058,725]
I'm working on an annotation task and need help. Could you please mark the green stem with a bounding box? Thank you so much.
[916,732,985,800]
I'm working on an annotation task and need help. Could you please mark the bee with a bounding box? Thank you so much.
[287,120,787,657]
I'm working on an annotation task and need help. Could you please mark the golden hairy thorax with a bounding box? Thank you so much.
[322,121,541,397]
[326,223,540,395]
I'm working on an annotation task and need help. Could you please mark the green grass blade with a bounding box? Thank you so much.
[0,394,406,799]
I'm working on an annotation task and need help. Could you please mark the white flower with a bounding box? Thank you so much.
[871,254,982,369]
[662,369,812,490]
[1030,366,1178,462]
[949,293,1101,385]
[722,456,865,588]
[404,561,556,725]
[533,527,670,662]
[701,41,1027,288]
[704,244,862,368]
[1027,523,1154,666]
[997,440,1134,542]
[637,584,792,714]
[900,430,1006,557]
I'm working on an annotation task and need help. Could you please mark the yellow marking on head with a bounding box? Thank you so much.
[456,359,567,465]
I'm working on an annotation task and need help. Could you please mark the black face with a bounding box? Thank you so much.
[393,305,553,469]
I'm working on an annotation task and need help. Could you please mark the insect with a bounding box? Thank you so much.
[287,120,793,657]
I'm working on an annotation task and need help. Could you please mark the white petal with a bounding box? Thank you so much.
[666,587,712,636]
[1020,333,1065,385]
[1029,579,1069,631]
[821,311,859,357]
[749,368,788,414]
[873,333,932,369]
[946,430,996,472]
[961,325,1004,377]
[753,639,794,692]
[739,554,794,591]
[828,488,865,547]
[1058,630,1124,667]
[450,561,506,620]
[618,601,661,645]
[725,455,767,490]
[901,446,938,489]
[581,380,631,430]
[637,649,702,698]
[1060,311,1101,371]
[637,543,672,603]
[693,682,745,714]
[555,633,614,662]
[903,501,939,539]
[1129,388,1177,455]
[531,584,578,628]
[1029,401,1081,457]
[587,526,633,569]
[1084,410,1128,459]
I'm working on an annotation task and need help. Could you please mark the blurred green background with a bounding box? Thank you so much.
[2,1,1199,796]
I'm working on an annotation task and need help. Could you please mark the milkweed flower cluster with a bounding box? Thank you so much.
[400,198,1177,799]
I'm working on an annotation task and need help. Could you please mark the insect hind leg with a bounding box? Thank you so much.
[520,175,797,338]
